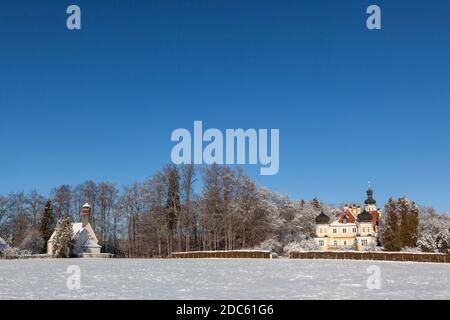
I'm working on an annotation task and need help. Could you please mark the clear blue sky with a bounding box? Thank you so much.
[0,0,449,212]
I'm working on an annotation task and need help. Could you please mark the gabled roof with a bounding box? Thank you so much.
[49,222,93,242]
[333,210,356,224]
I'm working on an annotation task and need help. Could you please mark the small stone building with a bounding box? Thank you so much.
[47,203,102,257]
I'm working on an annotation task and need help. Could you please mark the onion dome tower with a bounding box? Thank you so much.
[364,187,377,212]
[315,211,330,224]
[357,209,373,223]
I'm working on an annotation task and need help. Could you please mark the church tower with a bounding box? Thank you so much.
[81,203,91,228]
[364,187,377,213]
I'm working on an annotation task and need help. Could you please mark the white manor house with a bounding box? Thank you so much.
[314,188,381,251]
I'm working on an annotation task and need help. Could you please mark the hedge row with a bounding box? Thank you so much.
[289,251,450,263]
[170,250,272,259]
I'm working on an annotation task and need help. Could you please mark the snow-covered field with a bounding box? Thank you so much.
[1,258,449,299]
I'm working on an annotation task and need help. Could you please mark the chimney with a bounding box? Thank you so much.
[81,203,91,227]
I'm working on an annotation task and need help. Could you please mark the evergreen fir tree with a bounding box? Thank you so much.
[399,198,420,248]
[381,198,401,251]
[399,197,410,247]
[52,217,74,258]
[407,201,420,247]
[39,199,55,253]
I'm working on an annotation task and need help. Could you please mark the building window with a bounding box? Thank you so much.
[352,228,357,233]
[362,239,368,246]
[333,228,337,234]
[333,240,338,246]
[319,240,324,247]
[362,227,365,232]
[342,228,347,233]
[343,241,347,246]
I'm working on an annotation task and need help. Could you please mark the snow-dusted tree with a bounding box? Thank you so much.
[52,185,73,219]
[26,190,45,227]
[180,164,196,252]
[417,233,437,252]
[0,195,9,240]
[97,182,118,246]
[436,229,450,253]
[416,206,450,252]
[283,237,320,255]
[293,201,320,239]
[21,228,44,254]
[0,247,31,259]
[0,236,8,254]
[253,238,283,255]
[122,182,145,257]
[52,217,74,258]
[165,165,181,253]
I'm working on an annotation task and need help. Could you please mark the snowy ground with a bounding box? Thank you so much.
[1,258,449,299]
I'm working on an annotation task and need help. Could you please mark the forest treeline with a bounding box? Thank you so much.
[0,164,449,257]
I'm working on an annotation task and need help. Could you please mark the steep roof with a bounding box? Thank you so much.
[49,222,85,242]
[336,210,356,224]
[315,211,330,224]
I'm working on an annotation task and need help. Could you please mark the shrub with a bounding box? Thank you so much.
[21,228,45,254]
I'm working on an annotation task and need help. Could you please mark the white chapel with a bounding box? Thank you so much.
[47,203,102,257]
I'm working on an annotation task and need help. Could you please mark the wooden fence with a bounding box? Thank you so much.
[170,250,272,259]
[289,251,450,263]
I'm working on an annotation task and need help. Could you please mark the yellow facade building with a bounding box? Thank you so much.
[314,188,381,251]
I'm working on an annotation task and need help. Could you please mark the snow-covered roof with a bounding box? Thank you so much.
[48,222,85,242]
[82,203,91,208]
[72,223,83,235]
[82,239,101,248]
